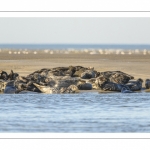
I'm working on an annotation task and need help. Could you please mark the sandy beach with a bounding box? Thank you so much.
[0,49,150,85]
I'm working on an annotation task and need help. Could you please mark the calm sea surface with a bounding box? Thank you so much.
[0,92,150,133]
[1,44,150,50]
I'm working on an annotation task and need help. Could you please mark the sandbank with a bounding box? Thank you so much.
[0,49,149,86]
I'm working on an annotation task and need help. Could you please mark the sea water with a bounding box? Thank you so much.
[0,92,150,133]
[1,44,150,50]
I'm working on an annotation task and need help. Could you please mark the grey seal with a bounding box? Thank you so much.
[109,72,134,84]
[77,83,92,90]
[4,81,16,94]
[126,78,143,91]
[0,70,8,80]
[103,82,129,92]
[80,70,96,79]
[0,80,7,92]
[145,79,150,89]
[33,83,79,94]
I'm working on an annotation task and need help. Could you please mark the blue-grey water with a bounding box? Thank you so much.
[0,92,150,133]
[1,44,150,50]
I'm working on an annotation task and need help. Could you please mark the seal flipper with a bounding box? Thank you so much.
[33,83,53,93]
[121,87,134,93]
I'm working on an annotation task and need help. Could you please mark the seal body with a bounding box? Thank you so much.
[77,83,92,90]
[0,66,138,94]
[0,70,8,80]
[126,78,143,91]
[0,80,7,92]
[4,86,16,94]
[103,82,129,92]
[145,79,150,89]
[80,70,96,79]
[33,83,79,94]
[3,81,16,94]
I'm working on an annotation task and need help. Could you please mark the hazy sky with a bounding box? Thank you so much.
[0,18,150,44]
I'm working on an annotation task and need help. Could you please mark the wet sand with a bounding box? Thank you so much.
[0,49,150,86]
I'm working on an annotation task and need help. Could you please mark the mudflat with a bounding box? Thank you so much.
[0,50,149,84]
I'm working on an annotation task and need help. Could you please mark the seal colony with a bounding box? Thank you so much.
[0,66,148,94]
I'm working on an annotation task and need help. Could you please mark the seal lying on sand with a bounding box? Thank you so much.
[4,81,16,94]
[0,70,8,80]
[77,83,92,90]
[99,71,134,84]
[88,71,134,89]
[0,80,7,92]
[8,70,19,80]
[13,76,40,93]
[102,78,142,92]
[102,82,130,92]
[28,66,91,78]
[125,78,143,91]
[0,70,19,81]
[87,75,130,92]
[73,67,97,79]
[33,83,79,94]
[0,66,138,94]
[0,80,17,94]
[12,74,92,93]
[33,76,92,93]
[145,79,150,89]
[0,69,87,93]
[97,71,133,85]
[80,70,96,79]
[87,76,109,90]
[109,72,133,84]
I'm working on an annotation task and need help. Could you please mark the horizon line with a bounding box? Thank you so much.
[1,43,150,45]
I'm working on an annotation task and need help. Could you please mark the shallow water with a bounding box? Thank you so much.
[0,92,150,133]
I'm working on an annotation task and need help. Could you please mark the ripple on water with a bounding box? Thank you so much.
[0,92,150,132]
